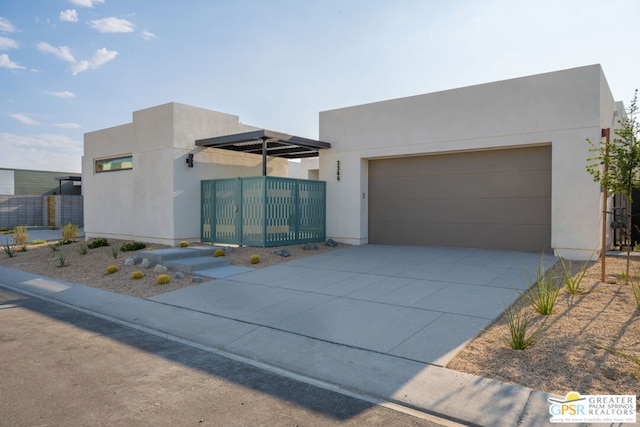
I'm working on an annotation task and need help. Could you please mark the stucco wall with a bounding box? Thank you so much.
[319,64,619,260]
[83,102,289,245]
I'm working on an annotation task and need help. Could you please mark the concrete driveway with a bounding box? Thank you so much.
[151,244,556,367]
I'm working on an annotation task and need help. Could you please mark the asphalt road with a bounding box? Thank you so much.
[0,287,452,427]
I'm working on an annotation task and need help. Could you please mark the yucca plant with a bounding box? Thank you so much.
[2,241,16,257]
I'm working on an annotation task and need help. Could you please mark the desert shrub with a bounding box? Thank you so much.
[48,242,61,252]
[0,227,6,231]
[250,254,260,264]
[61,223,79,242]
[120,241,146,252]
[12,226,28,247]
[31,239,46,245]
[2,241,16,257]
[214,249,226,257]
[179,241,189,247]
[131,270,144,280]
[156,274,170,285]
[106,265,119,274]
[88,238,110,249]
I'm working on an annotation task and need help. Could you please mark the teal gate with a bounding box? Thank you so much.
[201,177,326,247]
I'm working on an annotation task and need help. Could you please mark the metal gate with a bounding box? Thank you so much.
[201,177,326,247]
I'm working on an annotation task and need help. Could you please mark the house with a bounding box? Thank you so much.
[83,102,312,246]
[318,64,622,260]
[84,64,620,260]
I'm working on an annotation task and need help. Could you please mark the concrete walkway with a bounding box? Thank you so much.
[0,244,592,427]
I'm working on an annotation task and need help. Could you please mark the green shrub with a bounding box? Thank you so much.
[250,254,260,264]
[61,223,79,242]
[106,265,119,274]
[131,271,144,280]
[120,241,146,252]
[156,274,171,285]
[31,239,46,245]
[88,238,110,249]
[12,226,28,247]
[179,241,189,247]
[214,248,226,257]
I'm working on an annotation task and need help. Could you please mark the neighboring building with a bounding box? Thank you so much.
[83,102,292,246]
[0,168,81,195]
[319,64,621,260]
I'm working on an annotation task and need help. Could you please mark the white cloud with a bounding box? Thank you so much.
[60,9,78,23]
[69,0,104,7]
[53,123,82,129]
[89,17,135,33]
[9,113,40,126]
[0,37,19,50]
[70,47,117,75]
[0,53,25,70]
[37,42,76,63]
[0,17,18,33]
[140,30,156,40]
[0,132,82,172]
[43,90,76,98]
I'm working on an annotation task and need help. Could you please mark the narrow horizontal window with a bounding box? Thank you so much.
[95,155,132,173]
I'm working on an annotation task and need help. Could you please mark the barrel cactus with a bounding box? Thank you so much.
[156,274,171,285]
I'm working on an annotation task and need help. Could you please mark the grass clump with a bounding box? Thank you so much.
[156,274,171,285]
[76,244,89,255]
[120,241,146,252]
[503,304,547,350]
[213,249,226,257]
[12,226,28,247]
[48,242,62,252]
[31,239,46,245]
[109,245,119,259]
[105,265,119,275]
[56,251,67,268]
[560,257,591,295]
[131,271,144,280]
[250,254,260,264]
[179,241,189,247]
[61,223,79,242]
[88,238,109,249]
[524,262,560,316]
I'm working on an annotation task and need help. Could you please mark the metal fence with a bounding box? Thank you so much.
[0,194,83,229]
[201,177,326,247]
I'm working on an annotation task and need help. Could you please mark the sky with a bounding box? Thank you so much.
[1,0,640,173]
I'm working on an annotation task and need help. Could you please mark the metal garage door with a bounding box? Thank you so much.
[368,146,551,252]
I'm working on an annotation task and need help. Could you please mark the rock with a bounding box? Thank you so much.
[175,272,185,279]
[192,276,204,283]
[273,249,291,257]
[302,244,319,251]
[325,239,338,247]
[124,256,137,266]
[140,258,150,268]
[153,264,168,274]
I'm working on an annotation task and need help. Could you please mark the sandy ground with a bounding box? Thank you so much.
[1,237,638,398]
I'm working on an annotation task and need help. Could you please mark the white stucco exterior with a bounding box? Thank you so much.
[319,65,623,260]
[83,102,289,246]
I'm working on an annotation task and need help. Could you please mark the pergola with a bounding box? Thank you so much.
[195,129,331,176]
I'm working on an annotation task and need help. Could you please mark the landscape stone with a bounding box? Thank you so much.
[192,276,204,283]
[175,272,185,279]
[325,239,338,247]
[124,256,137,266]
[273,249,291,257]
[140,259,150,268]
[153,264,168,274]
[302,244,319,251]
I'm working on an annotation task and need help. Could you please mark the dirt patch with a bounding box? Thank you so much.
[447,256,640,397]
[0,239,342,298]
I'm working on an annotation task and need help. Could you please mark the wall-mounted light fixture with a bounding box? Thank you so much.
[337,160,340,181]
[186,153,194,168]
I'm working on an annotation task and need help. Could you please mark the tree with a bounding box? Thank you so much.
[586,90,640,282]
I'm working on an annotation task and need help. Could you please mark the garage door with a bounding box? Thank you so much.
[368,146,551,252]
